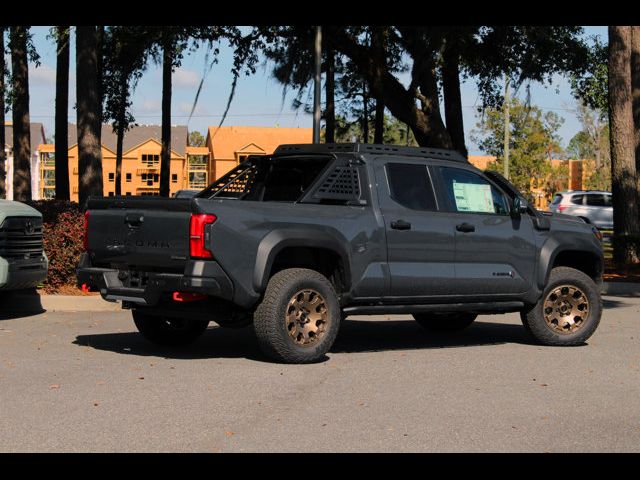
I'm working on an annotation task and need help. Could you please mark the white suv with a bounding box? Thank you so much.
[548,191,613,229]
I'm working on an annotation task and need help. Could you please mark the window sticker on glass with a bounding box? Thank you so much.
[452,181,495,213]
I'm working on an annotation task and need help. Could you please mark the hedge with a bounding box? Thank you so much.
[26,200,85,294]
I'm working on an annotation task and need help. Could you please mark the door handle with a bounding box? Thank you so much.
[456,222,475,233]
[391,219,412,230]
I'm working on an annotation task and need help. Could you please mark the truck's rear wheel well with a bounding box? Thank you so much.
[552,250,602,281]
[269,247,347,293]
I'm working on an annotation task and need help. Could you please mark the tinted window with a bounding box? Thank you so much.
[386,163,437,211]
[570,194,584,205]
[604,194,612,206]
[440,167,509,215]
[586,194,608,206]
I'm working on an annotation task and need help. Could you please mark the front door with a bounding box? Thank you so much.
[435,165,537,297]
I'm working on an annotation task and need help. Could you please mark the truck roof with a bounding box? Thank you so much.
[273,143,468,163]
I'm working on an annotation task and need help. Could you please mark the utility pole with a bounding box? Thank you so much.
[313,26,322,144]
[503,75,510,180]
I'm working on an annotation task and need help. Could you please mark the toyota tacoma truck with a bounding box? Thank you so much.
[77,143,604,363]
[1,200,48,292]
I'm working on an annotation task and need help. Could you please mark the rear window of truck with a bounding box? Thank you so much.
[197,156,331,202]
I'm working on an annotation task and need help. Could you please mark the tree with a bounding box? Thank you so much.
[10,26,36,202]
[76,26,103,207]
[188,130,205,147]
[472,97,564,200]
[102,26,153,195]
[0,27,6,199]
[608,26,640,266]
[571,37,608,116]
[53,26,70,200]
[566,102,611,191]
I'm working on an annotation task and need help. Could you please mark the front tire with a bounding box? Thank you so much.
[132,310,210,346]
[520,266,601,346]
[413,312,477,332]
[253,268,341,363]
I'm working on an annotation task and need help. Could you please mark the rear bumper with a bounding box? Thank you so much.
[0,255,48,291]
[76,253,234,306]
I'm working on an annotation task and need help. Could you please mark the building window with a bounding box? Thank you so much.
[172,174,178,183]
[142,154,160,167]
[108,173,114,182]
[126,173,132,182]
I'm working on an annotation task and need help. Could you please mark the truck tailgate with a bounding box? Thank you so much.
[86,196,192,271]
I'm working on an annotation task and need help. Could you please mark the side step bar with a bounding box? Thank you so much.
[343,301,524,316]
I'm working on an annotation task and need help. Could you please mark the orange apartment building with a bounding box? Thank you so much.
[36,124,312,200]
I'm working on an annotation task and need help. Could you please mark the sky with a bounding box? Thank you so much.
[14,26,608,155]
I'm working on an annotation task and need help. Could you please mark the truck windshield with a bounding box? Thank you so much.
[196,155,332,202]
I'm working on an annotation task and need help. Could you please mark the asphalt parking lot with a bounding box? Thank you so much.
[1,295,639,452]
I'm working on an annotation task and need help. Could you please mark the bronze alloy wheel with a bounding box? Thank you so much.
[543,284,590,334]
[285,289,329,346]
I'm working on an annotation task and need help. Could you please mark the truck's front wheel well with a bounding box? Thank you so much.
[268,247,347,294]
[551,250,602,281]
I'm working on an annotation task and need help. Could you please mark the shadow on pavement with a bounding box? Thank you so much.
[602,298,634,310]
[0,291,45,320]
[74,317,542,362]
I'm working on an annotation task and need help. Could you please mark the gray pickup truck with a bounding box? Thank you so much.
[1,200,48,292]
[78,143,604,363]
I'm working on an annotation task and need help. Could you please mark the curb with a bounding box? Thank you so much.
[601,282,640,297]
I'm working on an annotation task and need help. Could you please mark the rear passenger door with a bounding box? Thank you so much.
[373,158,457,298]
[434,166,537,297]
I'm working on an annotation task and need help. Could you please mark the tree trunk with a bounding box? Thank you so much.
[442,37,468,158]
[325,43,335,143]
[608,25,640,266]
[362,81,369,143]
[631,26,640,175]
[374,99,384,144]
[0,28,6,199]
[332,28,452,149]
[160,36,172,198]
[372,27,385,144]
[55,26,70,200]
[115,73,126,197]
[76,26,103,208]
[10,26,32,202]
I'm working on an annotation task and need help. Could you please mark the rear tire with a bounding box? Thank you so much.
[254,268,341,364]
[132,310,210,346]
[413,312,477,332]
[520,266,601,346]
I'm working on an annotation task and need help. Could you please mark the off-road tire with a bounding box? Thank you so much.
[520,266,601,346]
[253,268,341,363]
[412,312,477,332]
[132,310,210,346]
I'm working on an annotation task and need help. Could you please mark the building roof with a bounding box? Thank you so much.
[3,122,47,155]
[67,123,188,156]
[206,126,312,159]
[468,155,496,170]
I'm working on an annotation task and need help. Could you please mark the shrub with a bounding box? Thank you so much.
[26,200,85,294]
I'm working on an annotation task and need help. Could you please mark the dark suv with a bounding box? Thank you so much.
[78,144,604,363]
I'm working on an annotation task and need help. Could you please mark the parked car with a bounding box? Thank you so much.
[548,190,613,230]
[78,143,604,363]
[0,200,48,292]
[173,189,200,199]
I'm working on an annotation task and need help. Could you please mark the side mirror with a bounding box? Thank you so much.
[511,196,528,217]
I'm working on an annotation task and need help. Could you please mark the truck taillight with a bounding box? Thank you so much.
[83,210,90,251]
[190,214,217,259]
